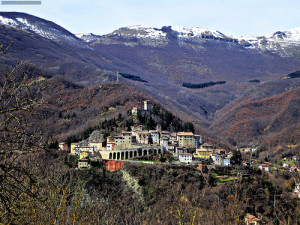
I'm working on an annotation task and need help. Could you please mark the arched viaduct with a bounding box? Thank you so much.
[100,146,163,160]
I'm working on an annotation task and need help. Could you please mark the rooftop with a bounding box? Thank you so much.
[177,132,194,136]
[137,131,149,134]
[179,153,192,156]
[149,130,159,133]
[78,159,89,161]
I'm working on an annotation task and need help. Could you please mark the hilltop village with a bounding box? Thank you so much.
[59,100,233,169]
[58,100,300,206]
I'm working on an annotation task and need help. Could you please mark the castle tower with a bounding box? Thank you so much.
[132,107,138,116]
[144,100,151,111]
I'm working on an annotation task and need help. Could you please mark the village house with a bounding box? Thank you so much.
[259,164,271,172]
[76,146,95,155]
[211,153,222,165]
[170,133,177,142]
[80,151,92,159]
[175,146,187,156]
[179,153,193,164]
[114,135,125,150]
[122,131,132,147]
[282,162,289,168]
[161,130,170,139]
[59,142,69,151]
[194,148,212,160]
[211,153,231,166]
[245,214,261,225]
[136,131,149,144]
[166,144,175,153]
[177,132,195,148]
[106,136,115,151]
[89,141,105,151]
[70,143,80,155]
[290,165,297,172]
[160,137,169,151]
[131,124,145,132]
[194,135,204,148]
[149,130,160,144]
[70,143,95,156]
[294,183,300,198]
[78,159,89,169]
[223,157,231,166]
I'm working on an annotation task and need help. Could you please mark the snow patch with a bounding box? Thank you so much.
[172,26,225,39]
[0,16,18,26]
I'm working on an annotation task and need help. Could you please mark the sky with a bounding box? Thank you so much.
[1,0,300,37]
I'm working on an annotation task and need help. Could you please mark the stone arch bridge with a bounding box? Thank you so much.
[100,146,163,160]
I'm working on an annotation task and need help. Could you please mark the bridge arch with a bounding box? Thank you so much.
[143,149,148,156]
[138,149,142,156]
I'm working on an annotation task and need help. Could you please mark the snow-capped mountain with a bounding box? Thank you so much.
[1,11,299,57]
[232,27,300,56]
[0,12,81,46]
[95,25,300,57]
[75,33,101,43]
[109,25,229,40]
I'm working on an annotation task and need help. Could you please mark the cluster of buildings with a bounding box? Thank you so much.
[60,125,233,168]
[258,155,299,173]
[178,146,233,166]
[59,100,234,168]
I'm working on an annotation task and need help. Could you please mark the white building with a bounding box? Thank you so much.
[149,130,160,144]
[294,184,300,198]
[211,154,222,165]
[194,135,204,148]
[223,157,231,166]
[106,143,114,151]
[160,137,169,151]
[74,146,95,156]
[211,154,231,166]
[179,153,193,164]
[259,164,271,172]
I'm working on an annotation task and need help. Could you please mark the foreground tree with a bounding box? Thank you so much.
[0,43,49,220]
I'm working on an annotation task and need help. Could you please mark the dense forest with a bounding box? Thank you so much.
[286,70,300,79]
[119,72,148,82]
[182,81,226,89]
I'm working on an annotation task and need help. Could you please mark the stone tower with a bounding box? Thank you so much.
[144,100,151,111]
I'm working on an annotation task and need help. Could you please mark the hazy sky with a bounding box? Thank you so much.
[1,0,300,37]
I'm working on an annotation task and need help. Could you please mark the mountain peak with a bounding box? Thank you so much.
[111,25,227,40]
[0,11,80,45]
